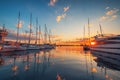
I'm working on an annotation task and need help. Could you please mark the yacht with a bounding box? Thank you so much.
[15,12,26,51]
[90,35,120,54]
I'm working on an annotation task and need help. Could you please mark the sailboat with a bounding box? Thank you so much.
[48,29,56,48]
[15,12,26,51]
[42,24,55,49]
[38,25,45,50]
[27,16,40,50]
[83,19,90,50]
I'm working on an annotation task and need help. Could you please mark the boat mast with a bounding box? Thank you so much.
[99,24,103,36]
[39,26,41,45]
[25,30,27,45]
[83,25,85,45]
[35,18,38,45]
[44,24,48,44]
[88,18,91,46]
[49,29,51,44]
[3,24,5,30]
[28,13,32,45]
[17,12,20,43]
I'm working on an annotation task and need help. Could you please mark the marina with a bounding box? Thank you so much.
[0,0,120,80]
[0,46,120,80]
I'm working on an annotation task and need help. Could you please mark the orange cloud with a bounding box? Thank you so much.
[99,8,119,21]
[56,14,66,23]
[106,9,119,16]
[50,35,61,38]
[48,0,57,6]
[16,21,24,28]
[110,15,117,21]
[99,16,108,21]
[64,6,70,12]
[112,15,117,19]
[56,16,61,23]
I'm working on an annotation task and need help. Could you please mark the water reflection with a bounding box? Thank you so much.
[12,57,18,76]
[0,56,4,66]
[91,50,120,80]
[92,51,120,71]
[0,47,120,80]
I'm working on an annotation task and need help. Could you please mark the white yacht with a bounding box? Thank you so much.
[91,35,120,71]
[90,35,120,54]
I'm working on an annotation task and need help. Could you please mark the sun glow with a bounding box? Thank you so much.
[91,41,96,45]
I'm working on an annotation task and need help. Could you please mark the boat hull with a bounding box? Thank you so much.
[91,43,120,54]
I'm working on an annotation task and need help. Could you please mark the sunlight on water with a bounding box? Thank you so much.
[56,74,62,80]
[0,46,120,80]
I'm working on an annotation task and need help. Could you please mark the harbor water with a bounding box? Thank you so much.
[0,46,120,80]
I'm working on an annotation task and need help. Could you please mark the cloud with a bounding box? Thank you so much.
[99,8,119,21]
[64,6,70,12]
[61,13,66,18]
[106,9,119,16]
[56,16,61,23]
[99,16,108,21]
[110,15,117,21]
[4,28,43,44]
[56,13,66,23]
[5,29,36,41]
[106,7,109,9]
[50,35,61,38]
[48,0,57,6]
[16,20,24,28]
[112,15,117,19]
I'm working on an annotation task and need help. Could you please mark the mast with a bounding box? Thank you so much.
[39,26,41,45]
[83,25,85,45]
[99,24,103,36]
[88,18,91,46]
[17,12,20,43]
[25,30,27,45]
[28,13,32,45]
[22,29,26,44]
[44,24,47,44]
[35,18,38,45]
[49,29,51,44]
[3,24,5,30]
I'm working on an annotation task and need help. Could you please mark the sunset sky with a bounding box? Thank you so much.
[0,0,120,41]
